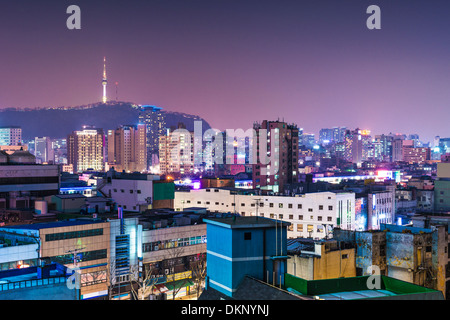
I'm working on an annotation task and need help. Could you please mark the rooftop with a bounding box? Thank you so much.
[204,216,290,229]
[284,273,444,300]
[0,219,105,231]
[199,275,308,300]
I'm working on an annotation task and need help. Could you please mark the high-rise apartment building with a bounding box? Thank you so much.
[319,127,347,145]
[0,126,22,146]
[34,137,54,164]
[159,123,195,176]
[107,124,147,173]
[67,127,106,173]
[374,134,393,162]
[252,120,299,193]
[402,146,431,163]
[138,105,166,170]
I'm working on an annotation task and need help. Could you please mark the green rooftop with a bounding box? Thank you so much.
[284,273,444,300]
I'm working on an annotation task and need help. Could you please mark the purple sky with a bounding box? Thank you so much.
[1,0,450,142]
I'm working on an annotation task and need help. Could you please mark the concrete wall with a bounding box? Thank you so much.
[287,255,314,280]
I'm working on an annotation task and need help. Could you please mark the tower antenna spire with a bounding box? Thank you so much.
[102,57,108,104]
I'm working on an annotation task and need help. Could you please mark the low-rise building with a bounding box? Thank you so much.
[138,210,208,299]
[0,219,111,300]
[175,188,356,239]
[287,238,356,280]
[333,223,448,299]
[0,263,78,300]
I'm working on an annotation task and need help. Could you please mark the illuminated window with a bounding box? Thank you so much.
[297,224,303,232]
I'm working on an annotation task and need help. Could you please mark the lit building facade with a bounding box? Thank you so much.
[107,124,147,173]
[174,188,356,239]
[402,146,431,163]
[138,105,166,169]
[67,127,106,173]
[159,125,195,176]
[0,126,22,146]
[34,137,54,164]
[252,120,299,193]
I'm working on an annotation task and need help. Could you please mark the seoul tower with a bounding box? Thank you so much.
[102,57,107,103]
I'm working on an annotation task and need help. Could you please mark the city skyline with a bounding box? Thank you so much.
[1,1,450,143]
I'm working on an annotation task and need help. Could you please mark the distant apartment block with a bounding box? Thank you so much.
[67,127,105,173]
[107,124,147,173]
[138,105,166,169]
[252,120,299,193]
[0,126,22,146]
[159,123,195,177]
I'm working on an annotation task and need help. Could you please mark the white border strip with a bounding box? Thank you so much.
[207,250,269,262]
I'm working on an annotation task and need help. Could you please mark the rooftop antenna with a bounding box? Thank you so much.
[115,82,119,101]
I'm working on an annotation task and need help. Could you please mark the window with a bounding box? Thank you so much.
[241,203,245,206]
[342,254,348,259]
[297,224,303,232]
[186,200,191,204]
[244,232,252,240]
[318,216,322,221]
[327,217,332,222]
[137,190,141,194]
[270,203,274,208]
[319,205,323,210]
[279,203,283,208]
[307,225,314,233]
[308,208,313,212]
[197,201,201,204]
[328,206,333,210]
[299,215,303,220]
[298,204,302,209]
[206,189,210,192]
[130,190,133,194]
[206,201,210,205]
[214,189,219,192]
[288,204,293,209]
[215,202,219,205]
[270,213,275,218]
[289,214,293,220]
[279,214,283,219]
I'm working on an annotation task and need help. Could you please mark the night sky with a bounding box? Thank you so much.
[1,0,450,142]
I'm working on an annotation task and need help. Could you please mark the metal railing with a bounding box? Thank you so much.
[0,276,67,292]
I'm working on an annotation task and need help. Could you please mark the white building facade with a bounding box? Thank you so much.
[174,189,356,240]
[101,178,156,212]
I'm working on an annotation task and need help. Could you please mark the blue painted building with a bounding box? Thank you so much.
[0,263,79,300]
[203,216,290,298]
